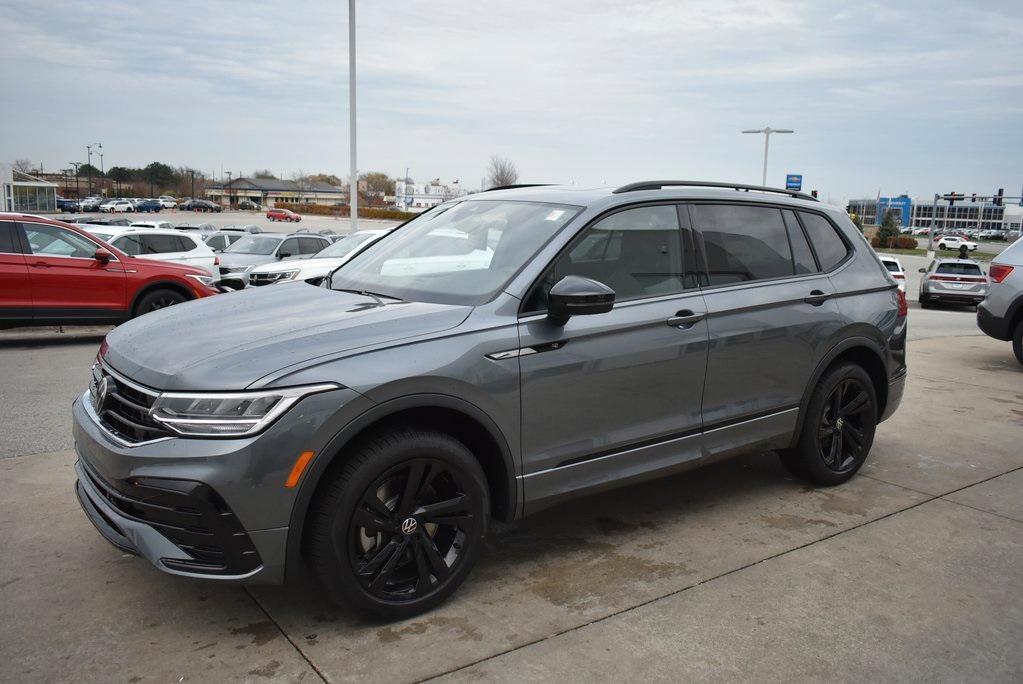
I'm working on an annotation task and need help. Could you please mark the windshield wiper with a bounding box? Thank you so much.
[333,288,404,303]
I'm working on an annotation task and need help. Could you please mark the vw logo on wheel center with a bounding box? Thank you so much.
[401,518,418,535]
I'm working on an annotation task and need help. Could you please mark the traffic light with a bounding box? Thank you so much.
[810,190,818,199]
[948,191,957,207]
[994,188,1004,206]
[971,193,977,203]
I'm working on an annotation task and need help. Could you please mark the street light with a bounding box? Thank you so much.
[86,142,102,195]
[741,127,793,186]
[69,162,81,198]
[348,0,358,231]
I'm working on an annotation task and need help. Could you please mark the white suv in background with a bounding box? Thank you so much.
[879,255,906,292]
[937,235,977,251]
[247,228,392,286]
[100,199,135,213]
[158,196,178,209]
[84,227,218,274]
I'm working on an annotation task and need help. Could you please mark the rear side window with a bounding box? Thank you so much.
[299,237,325,254]
[882,260,901,273]
[936,263,982,276]
[799,212,849,271]
[691,204,794,284]
[113,235,143,255]
[0,221,21,253]
[176,235,197,251]
[782,210,817,274]
[140,234,184,253]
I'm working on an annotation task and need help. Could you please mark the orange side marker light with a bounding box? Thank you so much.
[285,451,316,488]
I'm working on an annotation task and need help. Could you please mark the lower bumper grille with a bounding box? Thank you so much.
[79,459,262,576]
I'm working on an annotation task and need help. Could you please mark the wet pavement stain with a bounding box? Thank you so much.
[377,615,483,644]
[229,620,279,646]
[247,659,281,678]
[816,491,870,517]
[760,513,838,530]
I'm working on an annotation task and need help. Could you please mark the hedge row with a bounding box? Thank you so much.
[287,204,415,221]
[870,235,918,249]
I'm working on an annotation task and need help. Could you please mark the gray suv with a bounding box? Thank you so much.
[72,181,907,619]
[977,237,1023,364]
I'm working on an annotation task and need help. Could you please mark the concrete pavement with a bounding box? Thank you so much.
[0,334,1020,682]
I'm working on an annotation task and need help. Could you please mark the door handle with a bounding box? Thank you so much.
[31,261,50,268]
[804,290,831,306]
[667,310,705,328]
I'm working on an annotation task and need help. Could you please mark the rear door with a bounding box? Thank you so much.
[690,203,844,456]
[298,237,327,256]
[18,221,127,317]
[0,220,32,320]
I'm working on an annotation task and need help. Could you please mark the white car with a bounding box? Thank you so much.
[85,227,217,273]
[879,255,906,292]
[129,220,175,231]
[158,196,178,209]
[912,227,931,236]
[100,199,135,213]
[247,228,392,286]
[937,235,977,251]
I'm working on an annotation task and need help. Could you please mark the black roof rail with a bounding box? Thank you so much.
[481,183,555,193]
[612,180,818,202]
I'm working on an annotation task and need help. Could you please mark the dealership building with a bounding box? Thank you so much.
[847,194,1007,232]
[207,177,347,208]
[1,164,59,213]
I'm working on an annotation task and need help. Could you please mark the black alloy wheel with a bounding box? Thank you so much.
[817,378,872,473]
[133,289,187,317]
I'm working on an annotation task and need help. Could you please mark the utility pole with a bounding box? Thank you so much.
[741,127,793,186]
[348,0,359,231]
[86,142,101,195]
[99,152,105,195]
[190,170,196,199]
[69,162,81,198]
[226,171,232,208]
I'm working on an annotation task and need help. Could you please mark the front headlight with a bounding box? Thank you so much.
[276,270,300,281]
[150,384,339,437]
[186,273,215,287]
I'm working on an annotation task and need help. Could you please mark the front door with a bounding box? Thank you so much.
[18,222,127,319]
[517,203,709,513]
[0,221,32,321]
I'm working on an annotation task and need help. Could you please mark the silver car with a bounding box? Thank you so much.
[918,258,988,308]
[216,233,331,289]
[977,237,1023,364]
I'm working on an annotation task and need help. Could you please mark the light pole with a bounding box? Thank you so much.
[99,152,104,195]
[69,162,81,198]
[86,142,102,195]
[348,0,359,231]
[741,127,793,186]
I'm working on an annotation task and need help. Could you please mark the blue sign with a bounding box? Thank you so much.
[785,174,802,191]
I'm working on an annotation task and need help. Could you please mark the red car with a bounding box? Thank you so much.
[0,213,219,327]
[266,208,301,222]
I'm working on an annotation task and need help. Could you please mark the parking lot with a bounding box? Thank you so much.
[1,274,1020,682]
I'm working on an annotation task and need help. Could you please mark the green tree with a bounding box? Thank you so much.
[142,162,177,191]
[78,163,102,178]
[360,171,395,195]
[877,210,900,248]
[849,212,864,233]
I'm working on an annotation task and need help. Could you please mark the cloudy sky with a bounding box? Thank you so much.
[2,0,1020,203]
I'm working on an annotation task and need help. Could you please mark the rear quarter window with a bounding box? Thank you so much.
[799,212,850,271]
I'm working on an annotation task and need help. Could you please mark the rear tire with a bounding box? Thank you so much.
[779,363,877,486]
[306,428,488,620]
[1013,321,1023,366]
[133,288,187,317]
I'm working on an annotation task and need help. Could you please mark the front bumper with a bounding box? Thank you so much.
[72,384,362,584]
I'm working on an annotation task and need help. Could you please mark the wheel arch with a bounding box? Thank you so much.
[286,394,518,580]
[788,337,889,449]
[129,280,194,317]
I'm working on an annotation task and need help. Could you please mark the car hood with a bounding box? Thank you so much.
[102,285,472,390]
[252,256,345,276]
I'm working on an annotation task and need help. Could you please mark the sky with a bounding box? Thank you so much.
[1,0,1021,205]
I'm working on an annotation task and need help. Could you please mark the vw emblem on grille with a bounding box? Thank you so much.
[95,375,112,409]
[401,518,418,535]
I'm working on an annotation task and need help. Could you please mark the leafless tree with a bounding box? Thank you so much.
[486,155,518,188]
[13,159,38,174]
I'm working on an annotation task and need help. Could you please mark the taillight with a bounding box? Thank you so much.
[989,264,1014,283]
[897,289,907,318]
[893,273,905,279]
[214,255,221,266]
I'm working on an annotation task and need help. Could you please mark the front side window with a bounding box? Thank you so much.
[22,223,98,258]
[331,200,580,306]
[278,238,301,256]
[691,205,794,284]
[800,212,849,271]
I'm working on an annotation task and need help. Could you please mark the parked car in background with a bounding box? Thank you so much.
[135,199,163,213]
[158,196,178,209]
[85,227,217,274]
[80,216,132,227]
[188,199,222,213]
[216,232,330,289]
[79,196,105,212]
[937,235,977,252]
[171,223,217,240]
[248,228,393,286]
[978,229,1007,241]
[911,227,931,236]
[221,224,262,234]
[56,197,80,213]
[976,237,1023,364]
[266,207,301,222]
[205,230,249,253]
[879,255,906,292]
[0,213,218,326]
[918,258,988,308]
[238,200,262,210]
[70,182,907,619]
[100,199,135,214]
[128,220,175,231]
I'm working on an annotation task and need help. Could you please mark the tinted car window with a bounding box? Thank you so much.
[140,234,184,253]
[206,235,226,250]
[0,221,20,253]
[881,260,901,273]
[298,237,325,254]
[799,212,849,271]
[936,262,983,275]
[175,235,197,251]
[782,210,817,274]
[526,205,686,311]
[691,205,793,284]
[279,238,301,256]
[22,223,98,258]
[113,235,143,255]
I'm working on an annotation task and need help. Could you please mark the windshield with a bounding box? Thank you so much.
[882,260,900,272]
[331,200,580,305]
[225,235,283,255]
[316,232,381,258]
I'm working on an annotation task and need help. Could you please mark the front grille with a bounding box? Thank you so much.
[90,363,172,444]
[219,266,248,275]
[248,272,289,286]
[80,459,262,576]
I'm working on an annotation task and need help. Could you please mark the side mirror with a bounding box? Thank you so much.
[278,252,291,259]
[94,248,113,264]
[547,275,615,327]
[918,268,927,273]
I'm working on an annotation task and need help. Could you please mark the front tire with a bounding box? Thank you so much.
[779,363,877,486]
[133,288,187,317]
[306,428,488,620]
